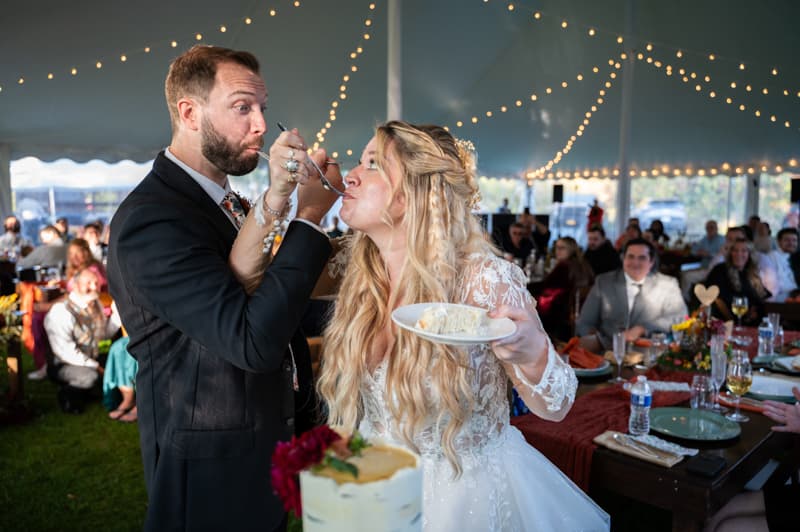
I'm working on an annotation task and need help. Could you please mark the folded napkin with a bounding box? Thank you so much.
[593,430,685,467]
[774,356,800,372]
[623,381,691,392]
[718,392,765,413]
[560,338,605,369]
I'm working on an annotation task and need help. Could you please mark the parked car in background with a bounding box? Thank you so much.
[550,203,589,247]
[634,199,687,237]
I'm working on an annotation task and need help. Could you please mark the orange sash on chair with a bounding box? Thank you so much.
[17,282,37,353]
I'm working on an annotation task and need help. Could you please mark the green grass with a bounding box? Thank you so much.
[0,354,146,532]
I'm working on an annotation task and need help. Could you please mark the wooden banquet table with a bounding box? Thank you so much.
[511,328,800,532]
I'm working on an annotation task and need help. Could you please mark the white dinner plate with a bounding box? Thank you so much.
[391,303,516,345]
[745,374,799,403]
[572,359,612,377]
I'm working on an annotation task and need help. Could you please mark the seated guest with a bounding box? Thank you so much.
[326,215,344,238]
[44,267,120,413]
[763,228,799,302]
[614,222,642,251]
[647,219,670,247]
[584,224,621,275]
[65,238,107,291]
[17,225,66,269]
[500,222,534,263]
[576,238,687,352]
[705,239,771,326]
[82,222,107,263]
[54,217,71,242]
[530,216,551,259]
[0,215,31,257]
[533,237,594,341]
[753,221,776,254]
[104,334,138,423]
[691,220,725,268]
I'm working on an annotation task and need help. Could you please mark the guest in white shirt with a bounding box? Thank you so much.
[763,228,799,302]
[45,267,120,394]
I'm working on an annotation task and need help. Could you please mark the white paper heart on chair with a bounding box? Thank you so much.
[693,284,720,307]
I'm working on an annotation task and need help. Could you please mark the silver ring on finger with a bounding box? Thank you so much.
[284,159,300,173]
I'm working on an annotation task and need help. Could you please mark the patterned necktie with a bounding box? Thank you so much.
[221,191,247,230]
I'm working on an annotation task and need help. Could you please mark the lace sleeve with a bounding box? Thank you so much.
[460,253,576,415]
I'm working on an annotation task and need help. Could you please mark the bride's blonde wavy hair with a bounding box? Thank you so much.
[318,121,492,475]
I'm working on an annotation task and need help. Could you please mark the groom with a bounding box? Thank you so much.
[108,45,340,531]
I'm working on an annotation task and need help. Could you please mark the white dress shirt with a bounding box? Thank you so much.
[44,292,120,368]
[623,272,644,312]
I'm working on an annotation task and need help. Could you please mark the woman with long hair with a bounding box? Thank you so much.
[532,236,594,341]
[705,239,770,326]
[309,122,608,530]
[65,238,107,292]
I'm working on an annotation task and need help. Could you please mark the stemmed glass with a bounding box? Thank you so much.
[725,350,752,422]
[611,331,626,382]
[709,335,727,412]
[731,295,749,332]
[670,316,684,347]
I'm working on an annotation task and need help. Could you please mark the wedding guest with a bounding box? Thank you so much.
[54,217,71,242]
[705,239,771,326]
[107,45,341,532]
[762,227,799,301]
[82,222,107,263]
[577,238,686,352]
[586,198,603,231]
[532,237,594,341]
[584,224,621,275]
[0,215,31,256]
[691,220,725,268]
[500,222,534,263]
[704,386,799,532]
[17,225,66,269]
[326,215,344,238]
[305,121,609,530]
[614,222,642,251]
[497,197,511,213]
[104,334,138,423]
[65,238,107,291]
[44,267,120,413]
[647,219,670,247]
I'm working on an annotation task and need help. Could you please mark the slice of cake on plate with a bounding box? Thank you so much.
[415,304,488,335]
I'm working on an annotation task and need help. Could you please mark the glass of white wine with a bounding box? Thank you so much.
[725,350,752,422]
[731,295,748,331]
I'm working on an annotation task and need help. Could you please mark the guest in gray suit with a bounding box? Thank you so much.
[576,238,687,352]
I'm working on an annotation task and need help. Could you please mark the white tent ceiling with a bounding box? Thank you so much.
[1,0,798,179]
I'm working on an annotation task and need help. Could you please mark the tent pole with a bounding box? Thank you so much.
[387,0,402,121]
[616,0,636,240]
[0,144,12,218]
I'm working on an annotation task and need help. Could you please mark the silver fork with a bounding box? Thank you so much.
[269,122,346,197]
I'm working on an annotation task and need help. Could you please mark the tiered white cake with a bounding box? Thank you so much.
[300,442,422,532]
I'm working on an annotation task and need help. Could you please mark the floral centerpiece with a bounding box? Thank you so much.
[656,311,729,373]
[0,293,21,356]
[271,426,370,532]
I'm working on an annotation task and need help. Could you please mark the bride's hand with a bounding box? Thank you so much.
[488,305,548,368]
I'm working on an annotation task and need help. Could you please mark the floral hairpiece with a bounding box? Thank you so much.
[454,137,481,209]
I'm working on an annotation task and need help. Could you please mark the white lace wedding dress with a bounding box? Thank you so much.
[359,253,610,531]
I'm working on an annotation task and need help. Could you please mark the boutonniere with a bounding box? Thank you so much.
[235,191,252,215]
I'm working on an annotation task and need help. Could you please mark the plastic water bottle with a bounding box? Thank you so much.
[757,317,774,358]
[629,376,652,436]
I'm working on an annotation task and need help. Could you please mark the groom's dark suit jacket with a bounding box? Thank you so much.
[108,152,331,531]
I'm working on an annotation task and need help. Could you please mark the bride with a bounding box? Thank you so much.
[233,121,609,531]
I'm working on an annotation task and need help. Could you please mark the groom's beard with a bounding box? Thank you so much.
[201,116,260,176]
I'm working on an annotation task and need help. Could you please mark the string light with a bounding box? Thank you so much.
[0,6,306,94]
[311,2,378,151]
[533,159,799,180]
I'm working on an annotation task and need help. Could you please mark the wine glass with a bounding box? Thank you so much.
[611,330,626,382]
[709,335,727,412]
[731,295,748,331]
[670,316,684,346]
[725,350,752,422]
